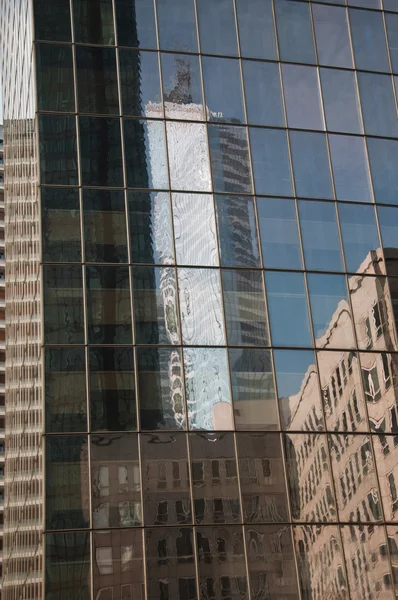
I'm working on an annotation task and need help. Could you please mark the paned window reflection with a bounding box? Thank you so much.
[202,57,245,124]
[372,435,398,520]
[208,124,252,194]
[312,4,353,68]
[358,72,398,138]
[120,49,162,118]
[321,68,362,134]
[41,187,81,263]
[76,46,119,115]
[235,0,277,60]
[46,532,91,600]
[360,352,398,432]
[125,119,169,189]
[39,114,78,185]
[298,200,343,272]
[274,0,316,64]
[161,53,203,121]
[329,134,372,203]
[367,137,398,206]
[79,116,123,187]
[157,0,198,52]
[114,0,157,48]
[243,61,284,127]
[43,265,84,344]
[196,0,238,56]
[282,65,324,131]
[257,198,302,270]
[215,195,260,268]
[349,8,390,73]
[250,128,293,197]
[73,0,115,45]
[167,121,210,191]
[290,131,333,199]
[338,203,382,274]
[34,0,72,41]
[36,43,74,112]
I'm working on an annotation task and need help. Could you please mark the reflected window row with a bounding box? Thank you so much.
[46,523,398,600]
[45,431,398,532]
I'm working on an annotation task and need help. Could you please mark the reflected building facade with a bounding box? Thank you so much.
[4,1,398,600]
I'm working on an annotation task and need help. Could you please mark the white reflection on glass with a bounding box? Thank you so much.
[166,121,211,191]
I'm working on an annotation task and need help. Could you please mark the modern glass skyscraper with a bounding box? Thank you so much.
[4,0,398,599]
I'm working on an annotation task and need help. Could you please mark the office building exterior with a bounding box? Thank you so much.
[3,0,398,599]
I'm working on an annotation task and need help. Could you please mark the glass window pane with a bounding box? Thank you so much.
[132,266,180,345]
[166,121,210,191]
[45,348,87,433]
[298,200,344,272]
[290,131,333,200]
[119,49,162,117]
[274,349,323,431]
[386,13,398,72]
[257,197,302,270]
[321,68,362,134]
[86,265,132,344]
[230,349,277,431]
[189,432,240,523]
[141,432,191,525]
[73,0,115,44]
[46,533,91,600]
[215,195,260,267]
[42,187,81,263]
[89,347,136,432]
[360,352,398,431]
[128,190,174,265]
[137,347,186,430]
[43,265,84,344]
[312,4,353,68]
[91,433,141,528]
[378,206,398,255]
[124,119,168,189]
[184,348,234,431]
[236,0,277,60]
[39,114,78,185]
[243,61,284,127]
[385,0,398,9]
[307,273,356,349]
[83,189,128,263]
[114,0,157,48]
[275,0,315,64]
[79,116,123,187]
[202,57,245,124]
[172,193,218,266]
[265,271,312,348]
[34,0,72,41]
[222,269,269,346]
[161,53,203,121]
[368,137,398,205]
[373,435,398,520]
[157,0,198,52]
[358,72,398,138]
[208,124,252,194]
[196,0,238,56]
[329,134,372,203]
[338,203,381,274]
[284,433,337,521]
[76,46,118,115]
[238,434,289,522]
[282,65,324,131]
[250,128,293,197]
[36,43,74,112]
[349,0,380,7]
[349,8,390,72]
[46,435,90,529]
[178,268,225,346]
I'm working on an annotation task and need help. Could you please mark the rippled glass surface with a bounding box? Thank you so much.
[215,195,260,267]
[167,121,211,191]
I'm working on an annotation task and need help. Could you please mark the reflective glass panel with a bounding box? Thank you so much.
[39,114,78,185]
[338,203,382,273]
[178,268,225,346]
[202,57,245,124]
[349,8,390,72]
[137,347,186,430]
[298,200,344,272]
[34,0,72,41]
[372,435,398,520]
[161,53,203,121]
[282,65,324,131]
[243,61,284,127]
[46,435,90,530]
[312,4,353,68]
[307,273,356,349]
[140,432,191,525]
[360,353,398,431]
[266,271,312,348]
[321,68,362,134]
[114,0,157,48]
[76,46,118,115]
[378,206,398,255]
[229,349,277,431]
[79,116,123,187]
[91,433,141,528]
[215,195,260,267]
[86,266,132,344]
[36,43,74,112]
[385,0,398,9]
[41,187,81,263]
[190,432,240,524]
[236,0,277,60]
[172,193,218,266]
[290,131,333,199]
[73,0,115,44]
[367,137,398,205]
[184,348,234,431]
[222,269,269,346]
[386,13,398,72]
[119,49,162,117]
[257,197,302,270]
[43,265,84,344]
[196,0,238,56]
[83,189,128,263]
[125,119,169,189]
[329,134,372,203]
[157,0,198,52]
[208,124,252,194]
[358,72,398,138]
[273,350,324,431]
[275,0,315,63]
[128,191,174,265]
[167,121,210,192]
[250,128,293,197]
[46,532,91,600]
[89,347,136,432]
[132,266,180,345]
[45,348,87,433]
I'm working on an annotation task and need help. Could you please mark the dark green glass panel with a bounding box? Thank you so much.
[41,187,81,263]
[34,0,72,41]
[36,43,75,112]
[39,115,78,185]
[79,116,123,187]
[73,0,115,44]
[45,532,91,600]
[76,46,119,115]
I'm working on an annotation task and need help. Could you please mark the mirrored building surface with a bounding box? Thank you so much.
[4,0,398,599]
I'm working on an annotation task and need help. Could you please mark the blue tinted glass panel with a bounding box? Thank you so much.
[157,0,198,52]
[161,53,203,120]
[378,206,398,263]
[329,135,372,203]
[202,57,245,123]
[298,200,344,272]
[124,119,169,189]
[119,49,162,117]
[236,0,277,60]
[349,8,390,72]
[290,132,333,199]
[257,197,302,270]
[243,61,284,127]
[338,203,381,273]
[384,0,398,9]
[366,138,398,205]
[321,69,362,134]
[358,73,398,138]
[282,64,324,131]
[386,13,398,72]
[250,128,293,197]
[215,195,260,267]
[196,0,238,56]
[275,0,315,64]
[313,5,353,68]
[115,0,157,48]
[208,125,252,194]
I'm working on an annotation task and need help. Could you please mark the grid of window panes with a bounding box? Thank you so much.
[35,0,398,599]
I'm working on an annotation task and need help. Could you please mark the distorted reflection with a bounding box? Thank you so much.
[360,352,398,433]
